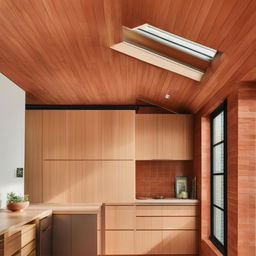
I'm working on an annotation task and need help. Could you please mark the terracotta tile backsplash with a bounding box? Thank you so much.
[136,160,193,198]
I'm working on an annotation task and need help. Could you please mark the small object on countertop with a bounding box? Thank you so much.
[175,176,188,198]
[6,192,30,212]
[179,191,188,199]
[191,177,197,199]
[153,195,165,199]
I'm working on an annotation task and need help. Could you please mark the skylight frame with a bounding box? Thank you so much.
[133,24,217,61]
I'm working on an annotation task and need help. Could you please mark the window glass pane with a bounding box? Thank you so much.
[213,175,224,208]
[213,207,224,245]
[213,143,224,173]
[213,111,224,144]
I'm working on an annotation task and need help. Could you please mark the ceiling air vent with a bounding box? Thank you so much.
[110,24,218,81]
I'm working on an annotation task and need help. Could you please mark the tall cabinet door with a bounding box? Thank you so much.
[71,215,97,256]
[53,215,72,256]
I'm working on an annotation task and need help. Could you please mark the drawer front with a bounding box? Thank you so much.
[162,230,198,254]
[135,231,162,254]
[21,225,36,247]
[21,240,35,256]
[105,231,134,255]
[136,216,197,230]
[136,205,197,216]
[4,231,21,256]
[105,206,135,230]
[162,216,197,229]
[28,250,36,256]
[136,206,162,216]
[162,206,197,216]
[136,217,162,230]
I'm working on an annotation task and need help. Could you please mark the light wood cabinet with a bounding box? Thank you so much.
[25,110,43,203]
[105,231,135,255]
[135,230,162,254]
[103,204,198,255]
[101,110,135,160]
[43,161,135,203]
[42,110,135,160]
[162,230,197,254]
[136,114,193,160]
[134,205,198,255]
[4,224,36,256]
[105,205,135,230]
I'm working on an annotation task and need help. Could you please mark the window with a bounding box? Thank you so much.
[210,101,227,255]
[132,24,218,61]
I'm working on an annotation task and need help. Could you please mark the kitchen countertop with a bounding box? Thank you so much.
[105,198,199,206]
[135,198,198,205]
[0,203,102,236]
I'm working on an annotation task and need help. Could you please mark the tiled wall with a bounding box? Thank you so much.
[136,160,193,198]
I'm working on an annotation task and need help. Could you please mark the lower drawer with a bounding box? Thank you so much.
[135,230,198,255]
[21,240,35,256]
[136,216,197,230]
[4,231,21,256]
[105,231,134,255]
[21,224,36,247]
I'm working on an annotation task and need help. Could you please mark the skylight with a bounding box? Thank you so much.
[133,24,217,61]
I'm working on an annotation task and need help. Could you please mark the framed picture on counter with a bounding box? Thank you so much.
[175,176,188,199]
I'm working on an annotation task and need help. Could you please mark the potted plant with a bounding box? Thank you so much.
[6,192,29,212]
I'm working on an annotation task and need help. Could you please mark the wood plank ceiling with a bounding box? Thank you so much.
[0,0,255,113]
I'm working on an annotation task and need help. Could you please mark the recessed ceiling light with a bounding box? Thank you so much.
[165,94,171,99]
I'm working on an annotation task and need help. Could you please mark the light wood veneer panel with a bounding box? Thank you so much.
[136,114,193,160]
[43,110,67,159]
[25,110,43,203]
[101,110,135,160]
[66,110,102,159]
[105,231,135,255]
[105,205,135,230]
[43,161,135,203]
[43,110,135,160]
[136,216,197,230]
[4,231,21,256]
[162,230,198,254]
[135,230,162,254]
[136,205,197,216]
[135,114,157,160]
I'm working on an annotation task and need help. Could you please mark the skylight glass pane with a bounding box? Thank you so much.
[213,175,224,208]
[213,143,224,174]
[213,111,224,144]
[133,24,217,61]
[213,207,224,245]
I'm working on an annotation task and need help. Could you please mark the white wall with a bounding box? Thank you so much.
[0,73,25,208]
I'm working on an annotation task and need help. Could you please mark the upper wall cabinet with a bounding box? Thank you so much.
[136,114,193,160]
[43,110,135,160]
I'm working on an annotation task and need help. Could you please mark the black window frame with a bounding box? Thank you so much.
[210,101,227,255]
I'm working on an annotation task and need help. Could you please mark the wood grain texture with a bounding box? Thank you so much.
[43,160,135,203]
[25,110,43,203]
[0,1,255,113]
[43,110,135,160]
[136,114,193,160]
[105,230,135,255]
[105,205,136,230]
[4,231,21,256]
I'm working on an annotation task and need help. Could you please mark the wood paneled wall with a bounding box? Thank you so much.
[25,110,135,203]
[194,83,256,256]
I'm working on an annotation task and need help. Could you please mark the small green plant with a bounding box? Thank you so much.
[7,192,29,203]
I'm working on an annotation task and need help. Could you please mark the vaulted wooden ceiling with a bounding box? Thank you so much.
[0,0,255,113]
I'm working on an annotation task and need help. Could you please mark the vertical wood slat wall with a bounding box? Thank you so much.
[25,110,135,203]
